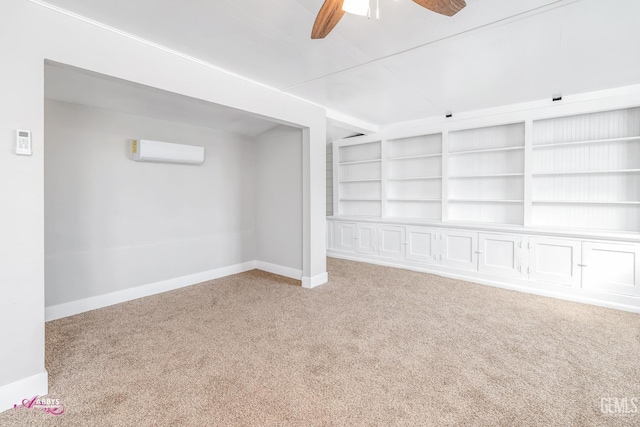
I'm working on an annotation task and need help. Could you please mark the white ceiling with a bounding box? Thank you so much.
[44,63,280,138]
[40,0,640,127]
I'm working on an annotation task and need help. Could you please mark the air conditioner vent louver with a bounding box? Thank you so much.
[132,139,204,165]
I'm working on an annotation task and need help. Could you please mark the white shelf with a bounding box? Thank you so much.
[449,173,524,179]
[334,107,640,232]
[449,146,524,155]
[533,135,640,149]
[533,200,640,205]
[445,220,524,228]
[388,153,442,161]
[387,198,441,202]
[533,169,640,176]
[340,179,382,183]
[387,176,442,181]
[449,199,523,204]
[385,216,442,221]
[339,159,382,166]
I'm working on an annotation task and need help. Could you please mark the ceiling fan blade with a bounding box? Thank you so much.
[312,0,346,39]
[412,0,466,17]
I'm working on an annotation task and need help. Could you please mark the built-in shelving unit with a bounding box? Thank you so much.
[385,134,443,220]
[332,105,640,236]
[448,123,525,225]
[338,141,382,217]
[329,99,640,314]
[532,107,640,232]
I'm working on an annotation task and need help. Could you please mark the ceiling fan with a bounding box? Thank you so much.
[311,0,466,39]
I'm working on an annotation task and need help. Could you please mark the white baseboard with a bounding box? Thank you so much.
[302,272,329,289]
[0,371,48,414]
[45,261,257,321]
[254,261,302,280]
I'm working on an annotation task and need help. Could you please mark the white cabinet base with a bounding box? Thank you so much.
[328,219,640,313]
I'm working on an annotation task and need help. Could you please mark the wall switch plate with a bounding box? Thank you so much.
[16,130,32,155]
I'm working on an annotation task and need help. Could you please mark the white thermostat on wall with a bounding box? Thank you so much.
[16,129,32,156]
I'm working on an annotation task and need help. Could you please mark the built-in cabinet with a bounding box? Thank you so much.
[448,123,525,225]
[528,237,581,287]
[442,230,478,271]
[406,226,439,264]
[531,107,640,233]
[386,134,443,220]
[328,219,640,310]
[337,141,382,217]
[335,221,357,253]
[330,104,640,311]
[477,233,523,278]
[378,225,405,259]
[581,242,640,297]
[333,106,640,234]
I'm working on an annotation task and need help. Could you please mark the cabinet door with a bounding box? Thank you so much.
[334,222,357,253]
[379,226,406,259]
[582,242,640,297]
[442,230,478,271]
[478,233,523,277]
[356,223,377,255]
[528,237,581,287]
[406,226,440,264]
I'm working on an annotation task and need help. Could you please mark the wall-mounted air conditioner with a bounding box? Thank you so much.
[132,139,205,165]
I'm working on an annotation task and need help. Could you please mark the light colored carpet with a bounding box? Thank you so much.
[2,258,639,426]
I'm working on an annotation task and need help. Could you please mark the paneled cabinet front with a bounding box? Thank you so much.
[328,219,640,310]
[528,237,581,287]
[355,223,378,255]
[334,221,358,253]
[379,225,406,259]
[406,226,441,264]
[478,233,523,278]
[581,242,640,297]
[442,230,479,271]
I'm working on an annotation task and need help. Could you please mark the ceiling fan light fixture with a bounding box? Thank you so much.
[343,0,369,16]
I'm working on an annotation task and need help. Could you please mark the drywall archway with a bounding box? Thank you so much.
[0,0,327,411]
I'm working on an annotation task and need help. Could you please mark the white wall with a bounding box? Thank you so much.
[44,100,256,307]
[326,143,333,216]
[255,126,302,272]
[0,0,326,411]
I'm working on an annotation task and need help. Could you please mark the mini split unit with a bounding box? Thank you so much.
[132,139,205,165]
